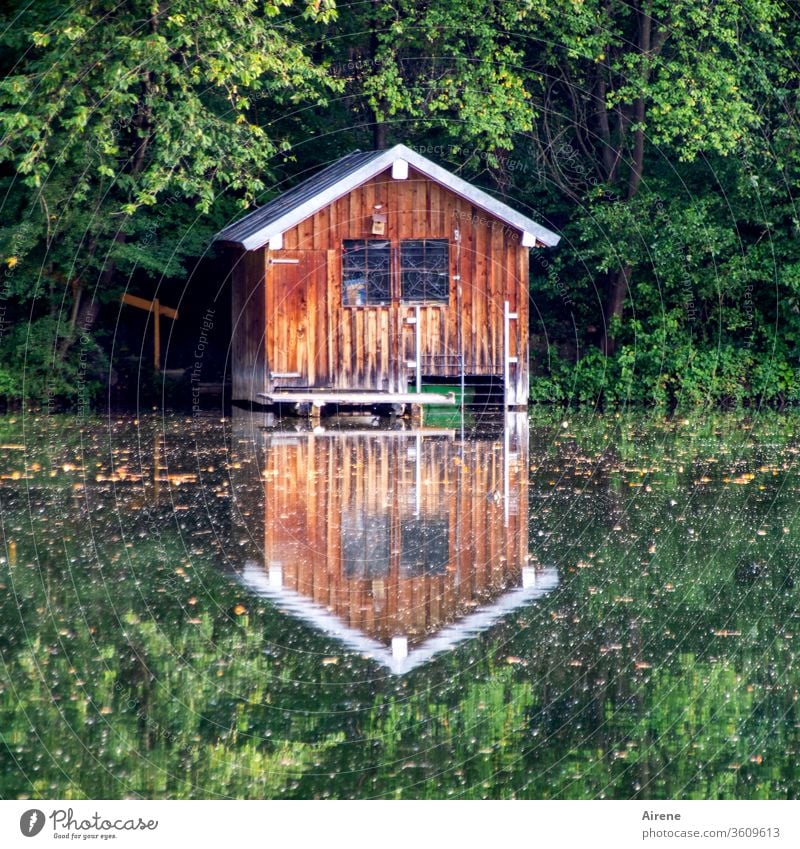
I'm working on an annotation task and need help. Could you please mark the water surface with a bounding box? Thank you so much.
[0,411,798,798]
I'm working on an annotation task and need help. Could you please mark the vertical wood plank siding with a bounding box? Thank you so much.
[231,248,267,402]
[231,166,538,401]
[259,432,531,645]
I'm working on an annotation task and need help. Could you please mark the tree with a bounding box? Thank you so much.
[0,0,336,403]
[513,0,783,354]
[312,0,534,156]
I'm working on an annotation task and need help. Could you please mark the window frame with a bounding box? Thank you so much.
[341,238,392,307]
[399,238,450,305]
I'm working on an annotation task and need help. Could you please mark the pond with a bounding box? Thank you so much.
[0,410,798,799]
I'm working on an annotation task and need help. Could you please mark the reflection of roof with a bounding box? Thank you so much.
[239,560,559,675]
[214,144,561,250]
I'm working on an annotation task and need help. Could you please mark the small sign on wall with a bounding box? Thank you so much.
[371,212,387,235]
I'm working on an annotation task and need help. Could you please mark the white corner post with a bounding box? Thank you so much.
[392,636,409,660]
[404,306,422,393]
[503,300,519,407]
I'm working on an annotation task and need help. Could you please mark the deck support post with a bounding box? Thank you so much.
[120,293,178,372]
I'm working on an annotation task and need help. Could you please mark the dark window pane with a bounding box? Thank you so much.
[400,239,449,302]
[342,239,391,305]
[342,510,391,578]
[399,517,449,576]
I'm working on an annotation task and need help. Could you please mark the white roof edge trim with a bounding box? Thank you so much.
[237,144,560,251]
[237,561,559,675]
[392,144,561,247]
[239,154,396,251]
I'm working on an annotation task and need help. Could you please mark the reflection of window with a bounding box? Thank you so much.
[341,510,390,578]
[342,240,391,305]
[400,239,449,303]
[400,517,449,576]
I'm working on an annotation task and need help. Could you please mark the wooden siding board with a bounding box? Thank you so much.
[241,167,531,400]
[231,247,267,401]
[253,429,533,646]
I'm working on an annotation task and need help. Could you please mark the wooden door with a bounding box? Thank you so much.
[399,304,457,392]
[266,250,328,389]
[337,304,393,391]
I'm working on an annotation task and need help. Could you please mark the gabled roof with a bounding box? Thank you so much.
[214,143,560,250]
[238,560,559,676]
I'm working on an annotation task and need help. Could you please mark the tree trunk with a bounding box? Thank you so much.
[602,264,631,356]
[373,120,387,150]
[600,3,652,355]
[370,1,387,150]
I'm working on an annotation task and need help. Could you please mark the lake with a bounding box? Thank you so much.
[0,410,798,799]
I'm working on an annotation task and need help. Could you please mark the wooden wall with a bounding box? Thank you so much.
[231,166,536,404]
[230,247,268,403]
[256,429,531,646]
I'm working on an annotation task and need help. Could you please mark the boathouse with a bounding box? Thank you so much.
[214,144,560,411]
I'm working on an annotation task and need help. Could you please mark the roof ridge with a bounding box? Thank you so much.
[215,145,560,250]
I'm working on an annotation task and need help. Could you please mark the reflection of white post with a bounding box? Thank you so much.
[392,636,409,660]
[522,566,536,588]
[503,422,510,528]
[415,433,422,517]
[372,579,386,613]
[269,563,283,588]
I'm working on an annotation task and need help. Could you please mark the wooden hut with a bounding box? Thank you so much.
[230,417,558,674]
[215,145,560,412]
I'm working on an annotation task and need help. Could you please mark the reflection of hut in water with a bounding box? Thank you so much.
[232,414,557,674]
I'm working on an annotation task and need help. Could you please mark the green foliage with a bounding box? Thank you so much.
[0,0,335,210]
[0,0,337,406]
[0,0,799,408]
[0,315,107,409]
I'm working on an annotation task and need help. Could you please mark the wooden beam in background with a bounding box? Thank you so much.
[121,293,179,370]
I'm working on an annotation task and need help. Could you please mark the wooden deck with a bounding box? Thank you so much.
[257,390,456,407]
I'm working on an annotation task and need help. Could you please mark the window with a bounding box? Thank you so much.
[400,239,449,303]
[342,239,391,306]
[341,510,391,578]
[399,517,449,576]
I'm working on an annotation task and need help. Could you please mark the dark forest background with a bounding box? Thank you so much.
[2,0,800,410]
